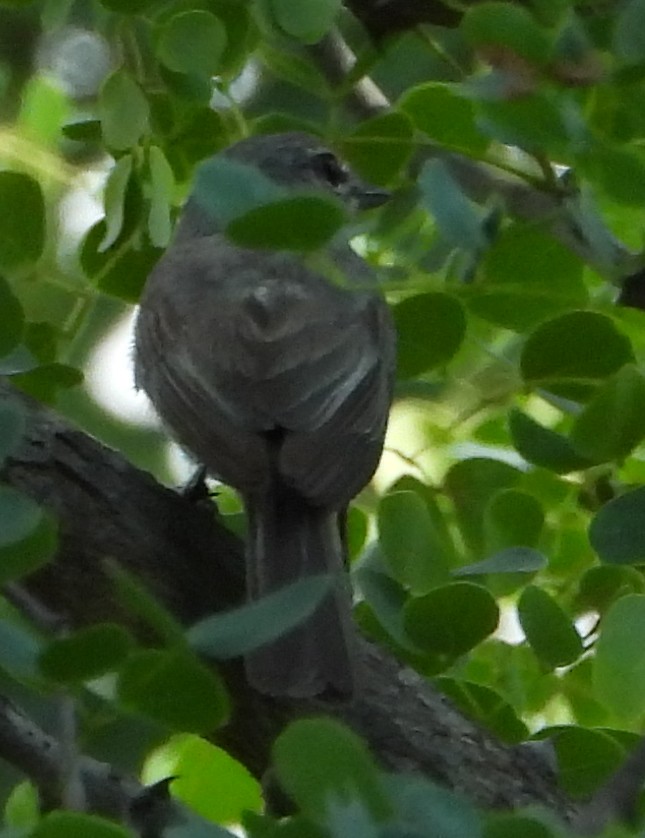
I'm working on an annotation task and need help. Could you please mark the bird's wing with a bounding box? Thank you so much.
[135,235,395,502]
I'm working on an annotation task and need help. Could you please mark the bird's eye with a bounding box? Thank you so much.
[312,151,349,188]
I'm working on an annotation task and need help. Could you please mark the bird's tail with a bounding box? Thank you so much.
[245,485,356,698]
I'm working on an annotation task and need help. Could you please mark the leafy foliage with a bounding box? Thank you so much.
[3,0,645,835]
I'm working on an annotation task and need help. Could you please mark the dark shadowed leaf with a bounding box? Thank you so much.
[419,160,487,252]
[378,490,451,593]
[518,586,582,669]
[399,82,488,154]
[386,773,483,837]
[484,489,544,552]
[0,396,25,465]
[552,727,625,798]
[12,363,83,403]
[461,2,552,64]
[187,574,332,659]
[589,486,645,564]
[509,409,593,473]
[158,11,227,78]
[435,677,529,743]
[270,0,342,43]
[445,458,521,555]
[570,365,645,462]
[393,292,466,379]
[0,278,24,358]
[39,624,133,684]
[520,311,634,400]
[0,173,45,270]
[32,811,130,838]
[227,195,346,250]
[342,111,414,185]
[404,582,499,656]
[273,718,390,821]
[118,648,229,732]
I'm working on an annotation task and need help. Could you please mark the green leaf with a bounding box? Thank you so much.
[594,595,645,719]
[404,582,499,657]
[12,363,83,404]
[485,812,563,838]
[476,94,568,156]
[436,678,529,743]
[355,565,418,653]
[83,221,162,303]
[158,11,227,78]
[570,365,645,462]
[378,490,451,593]
[517,586,582,669]
[100,154,133,252]
[0,173,45,271]
[461,2,552,65]
[260,45,331,96]
[341,111,414,186]
[39,624,133,684]
[163,735,262,824]
[0,278,24,358]
[18,75,68,146]
[589,486,645,564]
[484,489,544,552]
[32,811,130,838]
[270,0,341,43]
[578,145,645,207]
[227,195,346,251]
[454,547,547,577]
[577,565,645,613]
[0,507,56,585]
[5,780,39,829]
[346,505,368,560]
[393,292,466,379]
[386,774,483,838]
[0,485,41,551]
[470,224,587,331]
[0,397,25,464]
[520,311,634,400]
[193,155,284,227]
[118,648,229,732]
[552,727,625,797]
[445,458,521,554]
[399,82,488,154]
[273,718,391,821]
[107,560,185,647]
[147,145,175,248]
[614,0,645,64]
[419,160,487,252]
[509,409,593,473]
[99,70,149,151]
[187,574,332,659]
[0,618,41,681]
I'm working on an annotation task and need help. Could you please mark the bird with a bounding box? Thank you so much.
[134,132,396,698]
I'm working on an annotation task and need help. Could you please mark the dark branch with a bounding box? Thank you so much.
[0,383,574,820]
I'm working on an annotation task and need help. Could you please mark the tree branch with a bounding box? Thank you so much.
[0,383,575,821]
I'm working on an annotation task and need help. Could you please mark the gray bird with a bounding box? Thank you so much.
[134,132,396,698]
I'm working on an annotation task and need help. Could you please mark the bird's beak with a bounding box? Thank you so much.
[354,187,391,210]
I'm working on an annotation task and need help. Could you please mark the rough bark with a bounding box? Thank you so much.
[0,383,574,821]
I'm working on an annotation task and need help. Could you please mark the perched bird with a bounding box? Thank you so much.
[134,132,396,698]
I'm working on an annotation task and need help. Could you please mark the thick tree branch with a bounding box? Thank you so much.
[0,383,575,821]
